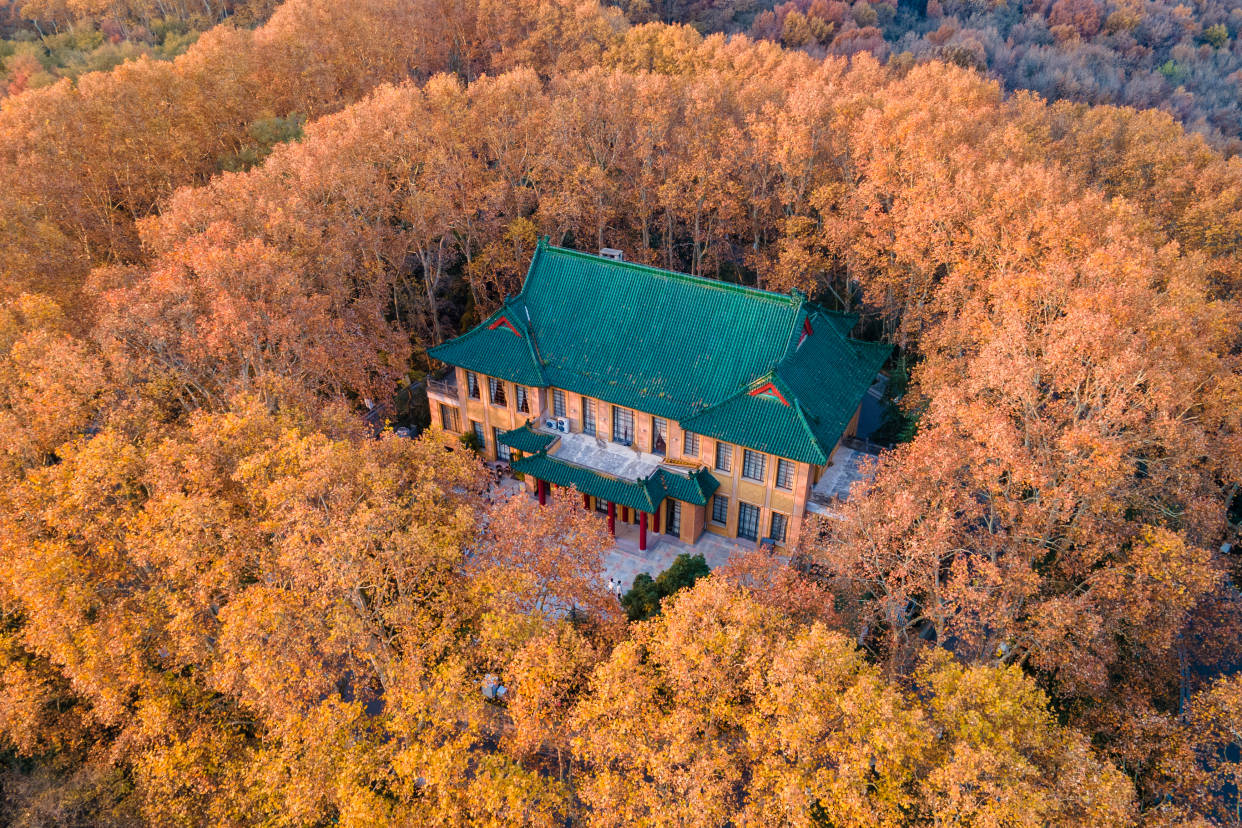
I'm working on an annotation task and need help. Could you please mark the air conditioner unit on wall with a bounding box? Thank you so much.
[556,417,570,433]
[544,418,558,431]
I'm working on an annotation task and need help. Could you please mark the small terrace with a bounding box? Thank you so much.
[805,442,880,517]
[426,371,457,399]
[535,426,664,482]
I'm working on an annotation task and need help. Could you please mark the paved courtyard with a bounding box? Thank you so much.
[603,519,744,592]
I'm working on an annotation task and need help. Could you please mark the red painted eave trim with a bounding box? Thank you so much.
[488,316,523,337]
[749,381,790,406]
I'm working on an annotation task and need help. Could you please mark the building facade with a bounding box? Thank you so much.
[427,241,890,551]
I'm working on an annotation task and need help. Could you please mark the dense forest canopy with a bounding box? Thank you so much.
[7,0,1242,145]
[614,0,1242,146]
[0,0,1239,823]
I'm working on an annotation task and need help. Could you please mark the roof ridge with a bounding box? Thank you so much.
[782,305,808,361]
[540,244,804,307]
[511,297,549,384]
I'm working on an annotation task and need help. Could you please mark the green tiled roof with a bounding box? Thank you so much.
[430,241,891,464]
[510,450,722,512]
[497,422,556,454]
[427,296,546,388]
[654,465,719,506]
[511,451,663,512]
[681,310,891,463]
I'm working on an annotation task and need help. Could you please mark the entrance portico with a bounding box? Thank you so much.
[505,424,717,550]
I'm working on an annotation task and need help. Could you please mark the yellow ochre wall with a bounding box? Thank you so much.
[427,372,856,549]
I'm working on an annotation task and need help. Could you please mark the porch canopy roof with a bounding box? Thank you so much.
[497,422,556,454]
[511,450,719,513]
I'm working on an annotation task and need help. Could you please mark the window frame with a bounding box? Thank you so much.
[471,420,485,445]
[552,388,567,418]
[582,397,596,436]
[652,417,668,456]
[466,371,480,400]
[667,499,681,535]
[770,512,788,544]
[711,494,729,526]
[488,376,507,407]
[741,449,766,482]
[683,431,700,459]
[515,385,529,414]
[493,426,511,462]
[439,403,459,431]
[715,441,733,473]
[737,501,760,542]
[775,458,795,490]
[612,406,635,446]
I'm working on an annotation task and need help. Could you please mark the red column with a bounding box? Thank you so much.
[622,506,630,523]
[639,511,648,551]
[652,505,661,534]
[583,492,590,509]
[607,502,616,536]
[537,479,546,506]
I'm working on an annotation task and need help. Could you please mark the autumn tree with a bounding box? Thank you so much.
[472,485,618,628]
[570,577,1135,825]
[0,396,579,823]
[0,293,104,471]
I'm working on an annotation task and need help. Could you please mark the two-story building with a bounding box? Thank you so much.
[426,241,890,551]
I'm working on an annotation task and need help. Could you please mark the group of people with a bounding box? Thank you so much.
[606,577,626,601]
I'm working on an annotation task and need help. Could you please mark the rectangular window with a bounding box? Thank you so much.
[582,397,596,436]
[652,417,668,456]
[553,388,567,418]
[488,377,506,406]
[467,372,480,400]
[516,386,529,414]
[775,458,795,490]
[612,406,635,446]
[737,502,760,542]
[770,512,788,544]
[711,494,729,526]
[493,427,511,462]
[742,449,766,482]
[715,441,733,473]
[683,431,699,459]
[471,420,485,446]
[439,403,459,431]
[666,500,681,535]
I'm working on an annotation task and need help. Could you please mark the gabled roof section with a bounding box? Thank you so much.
[775,310,891,455]
[654,465,720,506]
[427,296,546,387]
[681,372,828,464]
[497,421,557,454]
